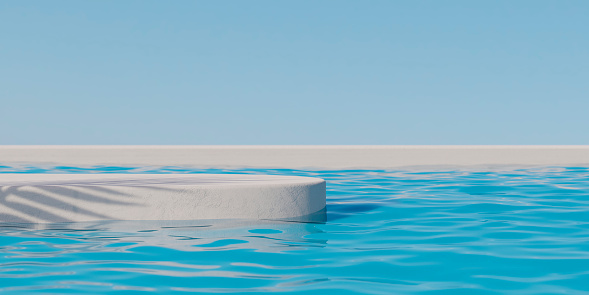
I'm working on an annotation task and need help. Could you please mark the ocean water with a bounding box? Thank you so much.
[1,165,589,294]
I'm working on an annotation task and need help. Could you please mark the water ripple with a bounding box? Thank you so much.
[1,165,589,293]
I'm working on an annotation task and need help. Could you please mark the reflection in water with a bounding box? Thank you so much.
[0,213,328,293]
[0,209,327,254]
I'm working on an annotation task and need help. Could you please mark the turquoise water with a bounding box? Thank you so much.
[2,165,589,294]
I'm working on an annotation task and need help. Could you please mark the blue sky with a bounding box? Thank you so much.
[1,1,588,144]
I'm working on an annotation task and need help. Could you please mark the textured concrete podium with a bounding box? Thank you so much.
[0,174,326,223]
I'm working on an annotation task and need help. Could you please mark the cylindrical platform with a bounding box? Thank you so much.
[0,174,326,223]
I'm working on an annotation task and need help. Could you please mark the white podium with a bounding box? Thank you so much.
[0,174,326,223]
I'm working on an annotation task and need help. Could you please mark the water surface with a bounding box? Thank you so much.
[1,165,589,294]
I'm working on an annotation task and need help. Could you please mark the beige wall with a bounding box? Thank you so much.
[2,146,589,169]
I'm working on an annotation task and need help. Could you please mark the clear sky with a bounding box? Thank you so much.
[1,1,588,144]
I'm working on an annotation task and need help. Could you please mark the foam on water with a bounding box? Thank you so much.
[1,165,589,294]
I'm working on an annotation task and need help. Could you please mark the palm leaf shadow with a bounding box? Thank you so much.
[0,185,148,223]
